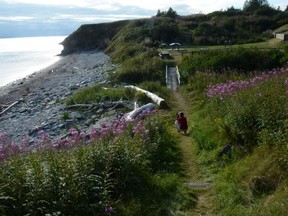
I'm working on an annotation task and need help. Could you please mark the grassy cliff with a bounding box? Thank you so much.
[60,7,288,55]
[60,20,130,55]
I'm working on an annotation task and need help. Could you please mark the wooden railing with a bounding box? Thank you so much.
[176,66,181,85]
[165,65,168,84]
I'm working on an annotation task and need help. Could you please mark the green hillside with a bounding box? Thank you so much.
[274,24,288,34]
[61,5,288,55]
[60,20,130,55]
[1,2,288,215]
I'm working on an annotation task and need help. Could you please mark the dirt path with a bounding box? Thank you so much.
[170,90,214,215]
[172,91,200,180]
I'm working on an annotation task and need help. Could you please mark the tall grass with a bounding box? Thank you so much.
[0,112,193,215]
[66,85,133,106]
[206,68,288,156]
[185,67,288,215]
[139,81,172,101]
[179,48,287,82]
[114,53,167,84]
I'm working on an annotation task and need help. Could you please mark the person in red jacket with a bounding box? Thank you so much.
[177,112,188,134]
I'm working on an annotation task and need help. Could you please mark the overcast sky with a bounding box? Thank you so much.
[0,0,286,38]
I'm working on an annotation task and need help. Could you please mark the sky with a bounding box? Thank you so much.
[0,0,286,38]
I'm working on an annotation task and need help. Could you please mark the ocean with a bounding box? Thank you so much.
[0,36,66,87]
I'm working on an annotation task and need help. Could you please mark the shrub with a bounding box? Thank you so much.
[179,48,285,82]
[66,85,132,106]
[206,68,288,155]
[115,55,166,84]
[139,81,172,100]
[0,112,190,215]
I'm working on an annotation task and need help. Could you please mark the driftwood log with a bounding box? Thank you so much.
[0,101,19,116]
[124,103,155,121]
[67,100,131,111]
[124,85,167,108]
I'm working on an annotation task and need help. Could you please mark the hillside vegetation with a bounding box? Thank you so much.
[274,24,288,34]
[1,1,288,215]
[61,2,288,56]
[60,20,130,55]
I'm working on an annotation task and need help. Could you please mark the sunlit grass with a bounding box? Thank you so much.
[185,66,288,215]
[159,39,287,67]
[0,112,195,215]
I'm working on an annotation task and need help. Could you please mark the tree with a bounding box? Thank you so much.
[166,7,177,18]
[243,0,269,11]
[285,5,288,12]
[156,9,161,17]
[155,7,177,18]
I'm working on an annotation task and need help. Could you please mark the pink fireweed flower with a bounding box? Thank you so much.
[37,130,45,136]
[0,132,9,147]
[0,140,21,160]
[105,206,113,213]
[206,68,288,98]
[10,142,20,155]
[133,121,144,134]
[21,136,29,145]
[90,128,99,140]
[285,79,288,93]
[69,128,79,137]
[68,128,86,144]
[54,138,72,149]
[80,131,86,139]
[20,136,32,153]
[36,130,51,146]
[0,106,158,158]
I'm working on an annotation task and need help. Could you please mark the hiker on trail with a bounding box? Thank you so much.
[175,113,180,131]
[177,112,188,134]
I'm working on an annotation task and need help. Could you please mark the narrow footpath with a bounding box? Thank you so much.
[165,66,213,215]
[171,90,213,215]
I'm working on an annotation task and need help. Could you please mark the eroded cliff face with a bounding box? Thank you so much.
[60,20,130,55]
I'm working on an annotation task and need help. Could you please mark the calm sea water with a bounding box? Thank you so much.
[0,36,66,87]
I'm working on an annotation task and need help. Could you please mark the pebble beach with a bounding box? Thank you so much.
[0,52,119,143]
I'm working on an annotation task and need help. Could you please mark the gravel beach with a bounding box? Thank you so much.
[0,52,119,143]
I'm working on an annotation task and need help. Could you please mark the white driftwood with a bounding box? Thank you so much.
[67,100,131,110]
[125,103,155,121]
[67,104,92,108]
[124,85,166,108]
[0,101,19,116]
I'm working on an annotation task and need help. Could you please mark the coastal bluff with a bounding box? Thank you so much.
[60,20,130,55]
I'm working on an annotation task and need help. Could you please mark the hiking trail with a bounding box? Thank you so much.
[170,89,213,215]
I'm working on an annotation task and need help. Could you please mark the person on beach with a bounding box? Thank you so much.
[177,112,188,134]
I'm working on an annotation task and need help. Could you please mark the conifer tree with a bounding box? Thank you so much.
[243,0,269,11]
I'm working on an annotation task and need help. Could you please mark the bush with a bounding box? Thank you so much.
[187,67,288,214]
[0,114,190,215]
[66,85,132,106]
[115,55,166,84]
[179,48,285,82]
[139,81,172,100]
[205,68,288,156]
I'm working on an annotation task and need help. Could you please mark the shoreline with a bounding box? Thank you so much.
[0,56,66,103]
[0,51,119,142]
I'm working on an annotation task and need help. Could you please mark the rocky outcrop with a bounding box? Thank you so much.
[60,20,130,55]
